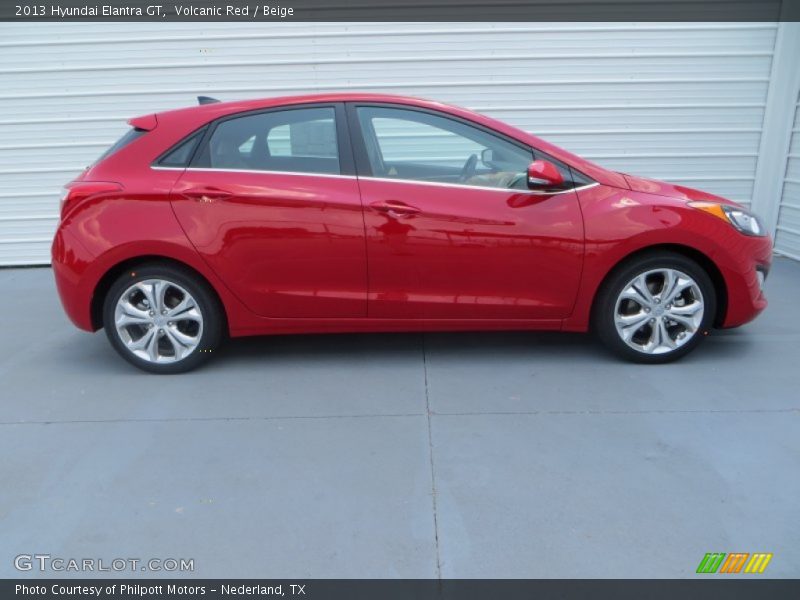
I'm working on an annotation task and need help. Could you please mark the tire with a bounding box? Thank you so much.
[102,262,223,373]
[593,252,716,364]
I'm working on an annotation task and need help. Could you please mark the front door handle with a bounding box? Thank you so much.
[369,200,421,219]
[181,187,233,202]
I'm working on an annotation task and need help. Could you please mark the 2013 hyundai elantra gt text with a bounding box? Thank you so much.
[52,94,772,373]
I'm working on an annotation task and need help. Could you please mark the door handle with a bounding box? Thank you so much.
[369,200,421,219]
[181,187,233,202]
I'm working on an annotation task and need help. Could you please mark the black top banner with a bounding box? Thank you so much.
[4,579,800,600]
[2,0,800,21]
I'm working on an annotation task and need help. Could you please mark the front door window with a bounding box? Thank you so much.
[356,106,534,190]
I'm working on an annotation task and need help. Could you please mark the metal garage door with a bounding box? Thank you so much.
[0,22,778,265]
[775,94,800,260]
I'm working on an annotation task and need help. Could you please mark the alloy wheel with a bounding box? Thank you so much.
[613,268,704,355]
[113,278,204,363]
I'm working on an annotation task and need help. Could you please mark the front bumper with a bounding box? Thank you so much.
[718,233,772,328]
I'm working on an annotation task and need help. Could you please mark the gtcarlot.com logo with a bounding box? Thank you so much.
[14,554,194,573]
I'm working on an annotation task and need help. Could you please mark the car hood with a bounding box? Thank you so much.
[621,173,741,207]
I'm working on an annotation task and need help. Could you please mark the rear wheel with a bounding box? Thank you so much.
[594,252,716,363]
[102,263,223,373]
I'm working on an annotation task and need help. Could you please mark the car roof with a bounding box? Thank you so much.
[153,93,474,122]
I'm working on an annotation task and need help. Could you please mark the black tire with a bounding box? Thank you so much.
[102,262,223,373]
[593,251,716,364]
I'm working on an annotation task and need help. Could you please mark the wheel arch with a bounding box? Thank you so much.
[589,243,728,328]
[91,254,229,333]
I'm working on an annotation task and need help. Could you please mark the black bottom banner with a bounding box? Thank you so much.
[4,579,800,600]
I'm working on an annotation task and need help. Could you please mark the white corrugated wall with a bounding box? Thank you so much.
[775,94,800,260]
[0,22,782,265]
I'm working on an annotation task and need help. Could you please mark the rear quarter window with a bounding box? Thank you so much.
[156,128,207,167]
[95,128,146,164]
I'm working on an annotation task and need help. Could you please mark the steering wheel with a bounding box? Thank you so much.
[459,153,478,183]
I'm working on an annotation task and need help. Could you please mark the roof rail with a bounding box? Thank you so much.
[197,96,220,105]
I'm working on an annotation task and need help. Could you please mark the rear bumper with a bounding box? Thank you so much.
[719,234,772,328]
[51,226,97,331]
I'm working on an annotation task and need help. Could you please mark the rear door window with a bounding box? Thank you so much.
[198,107,340,175]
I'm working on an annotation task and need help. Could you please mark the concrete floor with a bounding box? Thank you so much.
[0,259,798,579]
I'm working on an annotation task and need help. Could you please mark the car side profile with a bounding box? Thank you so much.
[52,94,772,373]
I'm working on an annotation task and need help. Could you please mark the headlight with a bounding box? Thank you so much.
[688,202,766,236]
[723,206,764,236]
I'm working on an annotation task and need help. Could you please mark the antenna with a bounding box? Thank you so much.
[197,96,221,105]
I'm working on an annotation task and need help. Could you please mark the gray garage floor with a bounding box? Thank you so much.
[0,259,798,579]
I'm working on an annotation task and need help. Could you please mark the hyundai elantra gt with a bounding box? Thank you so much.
[51,94,772,373]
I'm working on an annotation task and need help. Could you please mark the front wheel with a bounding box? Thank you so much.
[594,253,717,363]
[102,263,223,373]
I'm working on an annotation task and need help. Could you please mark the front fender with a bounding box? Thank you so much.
[563,185,770,331]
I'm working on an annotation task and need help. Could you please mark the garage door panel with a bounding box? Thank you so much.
[775,229,800,259]
[0,193,61,218]
[0,120,128,145]
[775,97,800,259]
[544,132,762,156]
[784,157,800,181]
[0,171,81,195]
[0,80,770,108]
[0,240,52,265]
[0,217,57,239]
[0,148,99,173]
[3,24,777,68]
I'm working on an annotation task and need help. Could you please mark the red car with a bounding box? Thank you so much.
[52,94,772,373]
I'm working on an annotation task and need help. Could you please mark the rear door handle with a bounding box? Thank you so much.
[181,187,233,202]
[369,200,421,219]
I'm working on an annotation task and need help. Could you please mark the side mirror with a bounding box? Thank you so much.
[480,148,494,166]
[527,160,564,189]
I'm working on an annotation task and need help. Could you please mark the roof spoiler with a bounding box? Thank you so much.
[127,113,158,131]
[198,96,221,105]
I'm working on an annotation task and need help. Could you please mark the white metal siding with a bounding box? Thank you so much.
[775,94,800,260]
[0,22,779,265]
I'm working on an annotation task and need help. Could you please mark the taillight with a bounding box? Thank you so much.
[60,181,123,219]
